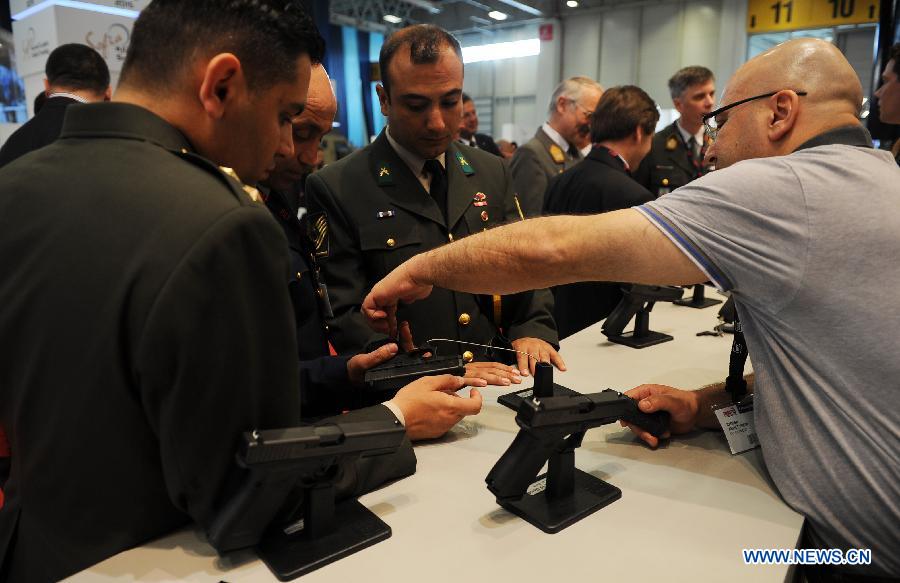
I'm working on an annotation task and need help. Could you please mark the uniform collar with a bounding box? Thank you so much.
[386,125,446,177]
[589,144,630,173]
[793,124,873,152]
[675,119,705,146]
[46,92,89,104]
[542,122,571,152]
[58,101,194,153]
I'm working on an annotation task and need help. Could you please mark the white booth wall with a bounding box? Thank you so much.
[461,0,749,144]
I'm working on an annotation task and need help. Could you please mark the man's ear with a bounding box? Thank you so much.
[103,86,112,101]
[43,78,50,92]
[555,94,569,115]
[198,53,244,120]
[768,90,800,142]
[376,83,389,116]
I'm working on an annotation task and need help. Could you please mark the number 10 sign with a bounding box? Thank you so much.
[747,0,878,33]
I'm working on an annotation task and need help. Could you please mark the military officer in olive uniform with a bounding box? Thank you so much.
[510,76,603,217]
[307,24,564,376]
[263,63,512,420]
[635,66,716,196]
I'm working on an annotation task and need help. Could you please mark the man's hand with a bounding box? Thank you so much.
[510,337,567,377]
[388,375,484,441]
[620,384,700,447]
[465,362,522,386]
[362,258,433,337]
[346,342,399,384]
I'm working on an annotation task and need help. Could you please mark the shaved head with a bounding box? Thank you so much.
[707,38,863,169]
[731,38,862,116]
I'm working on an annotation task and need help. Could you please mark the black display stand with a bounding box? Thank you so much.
[604,307,673,348]
[498,440,621,533]
[256,485,391,580]
[498,362,578,411]
[674,284,722,309]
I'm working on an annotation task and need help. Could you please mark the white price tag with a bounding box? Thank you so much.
[713,394,759,455]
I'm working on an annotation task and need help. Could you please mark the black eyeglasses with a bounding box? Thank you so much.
[702,90,808,139]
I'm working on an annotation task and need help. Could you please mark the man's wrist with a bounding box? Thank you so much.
[693,382,733,429]
[383,399,406,427]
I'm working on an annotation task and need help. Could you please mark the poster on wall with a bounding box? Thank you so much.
[54,6,137,72]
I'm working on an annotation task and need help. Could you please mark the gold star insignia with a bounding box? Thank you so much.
[379,167,390,177]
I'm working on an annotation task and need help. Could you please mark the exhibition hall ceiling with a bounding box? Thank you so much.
[329,0,672,34]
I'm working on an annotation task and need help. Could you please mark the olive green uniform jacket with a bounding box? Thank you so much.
[306,130,558,360]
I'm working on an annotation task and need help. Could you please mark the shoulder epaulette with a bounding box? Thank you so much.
[169,148,262,204]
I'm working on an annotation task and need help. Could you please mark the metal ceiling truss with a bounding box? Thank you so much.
[330,0,442,33]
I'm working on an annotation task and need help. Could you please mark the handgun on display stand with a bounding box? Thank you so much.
[488,367,670,533]
[207,421,405,580]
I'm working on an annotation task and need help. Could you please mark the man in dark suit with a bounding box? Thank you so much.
[510,76,603,217]
[0,3,473,580]
[544,86,658,338]
[458,93,501,156]
[307,24,563,377]
[634,66,715,196]
[0,43,110,168]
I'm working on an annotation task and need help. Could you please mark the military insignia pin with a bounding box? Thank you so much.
[549,144,566,164]
[480,210,489,222]
[307,212,330,258]
[473,192,488,207]
[376,162,395,186]
[666,136,678,151]
[455,151,475,175]
[377,210,396,219]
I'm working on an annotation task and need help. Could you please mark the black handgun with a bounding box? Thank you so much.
[207,420,404,553]
[486,390,669,502]
[364,344,465,393]
[602,284,685,348]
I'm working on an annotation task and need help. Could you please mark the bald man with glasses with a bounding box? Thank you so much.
[362,39,900,581]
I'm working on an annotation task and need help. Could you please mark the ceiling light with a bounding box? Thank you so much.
[383,14,403,24]
[488,10,508,20]
[566,0,579,6]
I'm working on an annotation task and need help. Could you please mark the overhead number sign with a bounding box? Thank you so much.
[747,0,878,33]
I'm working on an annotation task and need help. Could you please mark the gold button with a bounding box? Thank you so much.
[458,313,471,326]
[662,178,669,186]
[386,238,396,247]
[448,233,454,242]
[462,350,474,363]
[317,288,325,298]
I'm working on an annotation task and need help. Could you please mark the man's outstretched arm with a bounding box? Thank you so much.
[363,209,707,335]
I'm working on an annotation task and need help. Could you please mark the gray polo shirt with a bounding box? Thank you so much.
[637,126,900,576]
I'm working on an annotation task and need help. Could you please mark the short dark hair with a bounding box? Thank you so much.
[462,92,472,103]
[590,85,659,142]
[379,24,462,99]
[45,44,110,94]
[120,0,325,94]
[668,66,714,100]
[890,43,900,76]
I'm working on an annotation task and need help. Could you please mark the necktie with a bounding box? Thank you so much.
[688,136,701,160]
[567,145,581,160]
[423,159,447,221]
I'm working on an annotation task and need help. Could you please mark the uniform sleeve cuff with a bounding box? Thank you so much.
[382,401,406,426]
